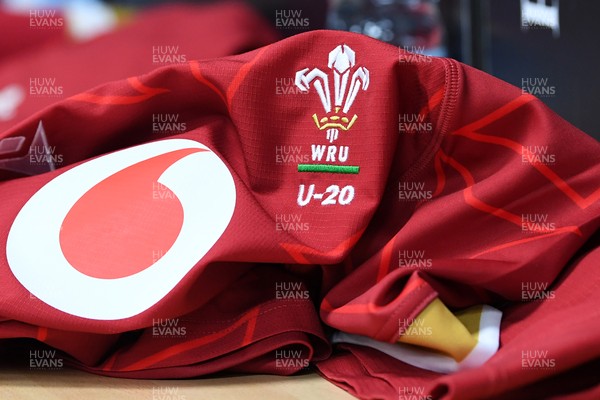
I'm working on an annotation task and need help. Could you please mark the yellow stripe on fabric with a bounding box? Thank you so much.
[456,304,484,341]
[397,298,478,362]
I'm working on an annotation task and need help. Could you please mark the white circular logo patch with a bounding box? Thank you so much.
[6,139,236,320]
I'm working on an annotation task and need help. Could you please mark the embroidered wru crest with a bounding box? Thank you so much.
[293,44,366,209]
[295,45,369,143]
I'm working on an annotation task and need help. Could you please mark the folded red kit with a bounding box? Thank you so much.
[0,22,598,400]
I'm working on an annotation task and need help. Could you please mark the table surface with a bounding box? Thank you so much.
[0,365,356,400]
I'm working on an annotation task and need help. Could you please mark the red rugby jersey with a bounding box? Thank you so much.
[0,27,599,400]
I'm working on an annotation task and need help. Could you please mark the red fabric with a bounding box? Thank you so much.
[0,23,598,400]
[0,11,65,60]
[318,237,600,399]
[0,2,278,136]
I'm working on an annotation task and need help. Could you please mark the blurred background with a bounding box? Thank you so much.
[0,0,598,140]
